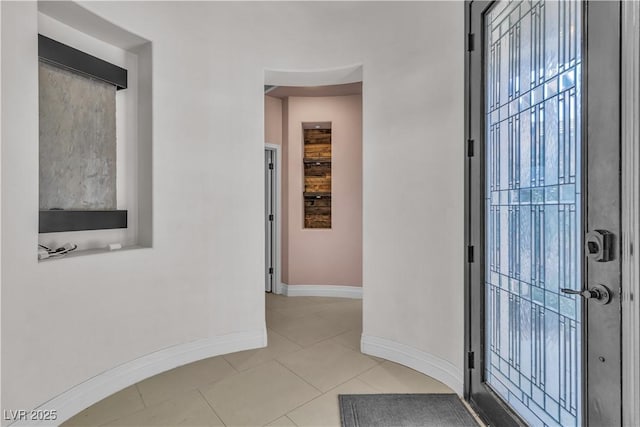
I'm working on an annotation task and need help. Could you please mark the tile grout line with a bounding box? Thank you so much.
[268,300,375,393]
[280,323,355,350]
[302,356,387,397]
[326,329,382,363]
[220,354,242,373]
[185,358,240,394]
[270,301,358,319]
[197,389,228,427]
[95,388,153,427]
[273,359,324,394]
[265,326,304,351]
[269,357,342,425]
[134,383,148,408]
[272,328,381,384]
[309,327,357,347]
[280,371,378,424]
[267,312,354,351]
[355,375,388,393]
[222,327,303,373]
[227,355,241,372]
[136,359,240,409]
[95,385,155,426]
[261,412,300,427]
[284,415,299,426]
[266,297,366,424]
[271,350,381,422]
[308,368,378,397]
[268,327,351,348]
[352,361,399,393]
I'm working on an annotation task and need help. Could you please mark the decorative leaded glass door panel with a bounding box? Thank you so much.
[466,1,622,426]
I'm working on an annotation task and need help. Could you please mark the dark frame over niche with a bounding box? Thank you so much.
[38,35,127,90]
[40,210,128,233]
[38,34,128,234]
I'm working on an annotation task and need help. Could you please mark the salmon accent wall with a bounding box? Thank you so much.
[267,94,363,287]
[282,98,290,284]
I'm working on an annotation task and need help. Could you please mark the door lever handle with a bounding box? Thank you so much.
[561,288,599,299]
[561,285,612,304]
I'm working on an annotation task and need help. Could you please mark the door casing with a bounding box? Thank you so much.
[265,143,282,294]
[621,3,640,425]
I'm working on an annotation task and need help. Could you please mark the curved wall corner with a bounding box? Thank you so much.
[361,335,464,396]
[12,330,266,427]
[264,64,363,87]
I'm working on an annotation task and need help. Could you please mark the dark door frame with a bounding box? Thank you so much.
[464,1,623,425]
[265,144,281,294]
[464,2,523,424]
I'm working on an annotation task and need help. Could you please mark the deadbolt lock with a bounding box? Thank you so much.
[585,230,614,262]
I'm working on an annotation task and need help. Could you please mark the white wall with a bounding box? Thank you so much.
[1,0,464,420]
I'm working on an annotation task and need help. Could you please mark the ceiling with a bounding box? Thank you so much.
[265,82,362,99]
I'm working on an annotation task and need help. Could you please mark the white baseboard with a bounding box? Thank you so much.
[274,281,285,295]
[361,335,464,396]
[280,283,362,299]
[12,328,267,426]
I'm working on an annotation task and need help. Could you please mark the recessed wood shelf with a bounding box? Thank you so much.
[303,127,332,228]
[303,157,332,164]
[304,192,332,198]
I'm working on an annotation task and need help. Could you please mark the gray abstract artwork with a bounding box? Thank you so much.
[39,61,117,210]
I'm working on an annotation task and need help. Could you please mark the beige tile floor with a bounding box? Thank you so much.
[64,294,479,427]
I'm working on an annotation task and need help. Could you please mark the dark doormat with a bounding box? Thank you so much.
[339,394,480,427]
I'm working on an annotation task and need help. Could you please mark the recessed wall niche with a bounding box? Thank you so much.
[303,122,332,228]
[37,6,153,256]
[38,35,128,232]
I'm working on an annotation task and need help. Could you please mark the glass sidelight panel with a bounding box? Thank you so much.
[484,2,582,426]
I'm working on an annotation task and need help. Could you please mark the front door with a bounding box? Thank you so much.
[465,1,622,425]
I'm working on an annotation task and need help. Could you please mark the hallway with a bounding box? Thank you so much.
[63,295,457,426]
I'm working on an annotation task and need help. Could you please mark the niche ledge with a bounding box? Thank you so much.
[38,245,147,263]
[39,210,128,233]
